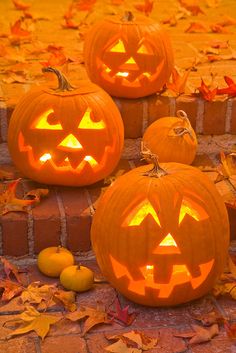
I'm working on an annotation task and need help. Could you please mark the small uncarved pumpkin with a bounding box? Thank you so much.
[60,265,94,292]
[84,11,174,98]
[91,154,229,306]
[8,67,124,186]
[142,110,197,165]
[37,246,74,277]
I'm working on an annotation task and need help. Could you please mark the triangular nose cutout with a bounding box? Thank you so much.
[58,134,82,150]
[125,56,136,64]
[153,233,181,254]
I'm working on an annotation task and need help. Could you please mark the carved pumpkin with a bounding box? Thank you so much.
[143,110,198,165]
[8,67,124,186]
[91,156,229,306]
[84,11,174,98]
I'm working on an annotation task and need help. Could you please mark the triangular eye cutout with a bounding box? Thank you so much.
[78,108,105,130]
[122,200,161,227]
[179,197,209,225]
[57,134,82,150]
[137,44,150,54]
[153,233,181,255]
[32,109,63,130]
[109,39,126,53]
[124,57,136,64]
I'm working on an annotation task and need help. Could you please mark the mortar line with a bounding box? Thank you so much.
[0,85,8,143]
[195,98,204,134]
[169,96,176,116]
[55,187,67,247]
[142,99,149,136]
[21,180,34,256]
[84,188,95,216]
[225,98,233,133]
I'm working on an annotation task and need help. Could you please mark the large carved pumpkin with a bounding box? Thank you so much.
[91,156,229,306]
[8,67,124,186]
[143,110,198,164]
[84,11,174,98]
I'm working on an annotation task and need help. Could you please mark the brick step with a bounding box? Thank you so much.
[1,94,236,143]
[0,154,236,258]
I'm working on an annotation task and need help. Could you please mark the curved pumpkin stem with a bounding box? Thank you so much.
[141,142,167,178]
[121,11,134,22]
[175,110,194,140]
[42,67,75,92]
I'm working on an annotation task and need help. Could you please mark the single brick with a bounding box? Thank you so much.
[203,100,227,134]
[113,96,144,138]
[175,95,198,130]
[40,335,87,353]
[60,187,91,252]
[230,97,236,133]
[147,94,171,126]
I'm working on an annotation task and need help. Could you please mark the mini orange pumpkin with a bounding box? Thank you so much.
[84,11,174,98]
[60,265,94,292]
[143,110,197,165]
[8,67,124,186]
[37,246,74,277]
[91,154,229,306]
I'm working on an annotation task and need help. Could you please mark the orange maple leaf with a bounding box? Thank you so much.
[10,18,31,37]
[12,0,30,11]
[61,18,79,30]
[179,0,204,15]
[166,67,191,95]
[185,22,209,33]
[134,0,154,16]
[40,50,68,67]
[0,179,36,215]
[198,79,217,101]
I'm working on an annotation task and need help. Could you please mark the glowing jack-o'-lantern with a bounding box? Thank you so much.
[84,11,174,98]
[143,110,198,165]
[91,155,229,306]
[8,67,124,186]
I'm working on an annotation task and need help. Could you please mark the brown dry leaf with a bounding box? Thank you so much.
[228,254,236,279]
[40,50,68,68]
[209,40,229,49]
[0,179,36,216]
[166,67,191,95]
[66,302,112,335]
[178,0,204,15]
[0,169,14,180]
[0,279,23,301]
[217,15,236,27]
[0,256,24,284]
[192,310,225,326]
[210,23,232,34]
[105,330,158,352]
[205,0,219,7]
[134,0,154,16]
[218,152,236,181]
[2,72,28,84]
[224,321,236,339]
[12,0,30,11]
[176,324,219,345]
[53,290,77,312]
[6,305,61,340]
[24,188,49,203]
[185,22,209,33]
[20,282,56,309]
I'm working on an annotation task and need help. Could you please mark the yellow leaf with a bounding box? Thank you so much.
[21,282,56,307]
[6,306,61,340]
[105,339,141,353]
[66,303,112,335]
[53,290,77,312]
[106,331,158,352]
[189,324,219,344]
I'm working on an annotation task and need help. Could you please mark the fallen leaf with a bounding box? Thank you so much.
[210,23,232,34]
[2,72,28,84]
[0,179,36,215]
[217,76,236,97]
[0,279,23,301]
[66,302,112,335]
[106,330,158,352]
[225,321,236,339]
[209,40,229,49]
[20,282,56,309]
[74,0,96,11]
[61,18,79,29]
[10,18,31,37]
[12,0,30,10]
[134,0,154,16]
[108,297,137,326]
[192,310,225,326]
[228,254,236,279]
[198,78,217,101]
[6,305,61,340]
[216,15,236,27]
[0,257,24,284]
[0,169,14,180]
[40,51,68,67]
[166,67,191,95]
[185,22,209,33]
[205,0,219,7]
[176,324,219,344]
[53,290,77,312]
[178,0,204,15]
[24,188,49,202]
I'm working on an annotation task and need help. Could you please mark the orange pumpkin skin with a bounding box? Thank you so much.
[91,162,229,306]
[8,68,124,186]
[143,111,197,165]
[84,12,174,99]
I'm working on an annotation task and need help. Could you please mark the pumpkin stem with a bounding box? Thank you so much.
[42,67,75,92]
[56,246,61,253]
[175,110,194,140]
[141,142,167,178]
[121,11,134,22]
